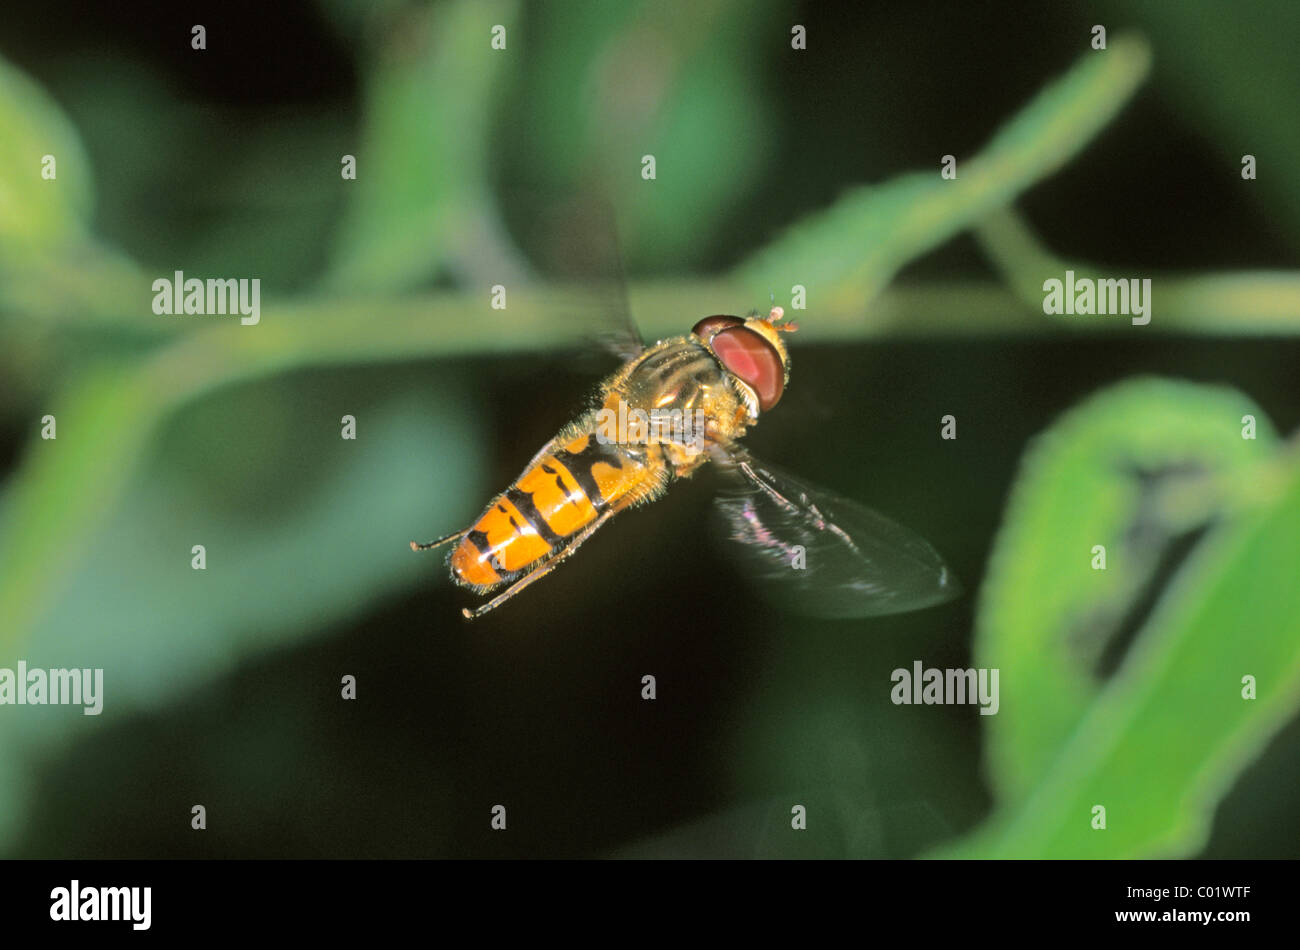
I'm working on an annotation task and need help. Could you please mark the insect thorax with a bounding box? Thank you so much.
[601,337,750,461]
[616,339,743,413]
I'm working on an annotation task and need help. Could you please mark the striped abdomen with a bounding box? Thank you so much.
[450,429,665,590]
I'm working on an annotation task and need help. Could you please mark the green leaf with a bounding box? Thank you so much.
[936,379,1300,857]
[324,0,523,292]
[0,53,148,370]
[1095,0,1300,249]
[0,372,486,851]
[0,296,513,657]
[491,0,774,273]
[975,209,1300,335]
[733,35,1151,311]
[0,57,93,249]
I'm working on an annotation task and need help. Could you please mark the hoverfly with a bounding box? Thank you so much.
[412,304,960,620]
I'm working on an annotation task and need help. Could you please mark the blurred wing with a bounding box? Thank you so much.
[500,187,644,362]
[710,451,961,619]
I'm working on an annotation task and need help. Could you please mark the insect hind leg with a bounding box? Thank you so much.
[462,511,614,620]
[409,530,466,552]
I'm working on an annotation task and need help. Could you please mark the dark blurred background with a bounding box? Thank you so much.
[0,0,1297,858]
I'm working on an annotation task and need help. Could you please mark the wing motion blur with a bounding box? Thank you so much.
[710,449,961,619]
[502,188,645,362]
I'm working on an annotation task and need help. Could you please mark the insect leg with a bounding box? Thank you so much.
[409,530,466,552]
[734,460,856,547]
[462,510,614,620]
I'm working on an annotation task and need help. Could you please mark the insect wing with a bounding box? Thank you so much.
[710,453,961,618]
[501,187,645,362]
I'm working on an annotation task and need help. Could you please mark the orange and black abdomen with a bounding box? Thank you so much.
[450,430,662,590]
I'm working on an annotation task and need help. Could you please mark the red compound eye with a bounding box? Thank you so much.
[691,315,744,341]
[709,326,785,411]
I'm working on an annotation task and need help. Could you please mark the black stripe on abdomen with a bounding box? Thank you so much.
[553,439,628,510]
[465,528,512,579]
[505,486,563,546]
